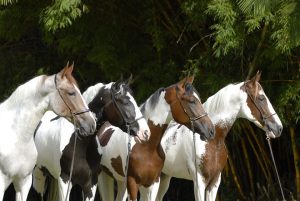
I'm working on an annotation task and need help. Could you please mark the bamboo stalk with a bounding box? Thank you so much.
[228,152,246,199]
[241,138,255,196]
[245,122,272,179]
[290,126,300,200]
[244,125,270,182]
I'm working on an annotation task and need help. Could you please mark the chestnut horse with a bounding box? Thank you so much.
[98,76,215,201]
[154,71,283,201]
[32,78,150,201]
[0,63,96,201]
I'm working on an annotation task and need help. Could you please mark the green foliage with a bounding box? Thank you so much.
[206,0,239,57]
[41,0,84,32]
[0,0,17,6]
[278,81,300,125]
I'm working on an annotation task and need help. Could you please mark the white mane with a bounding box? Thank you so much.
[140,89,172,126]
[0,75,45,110]
[83,82,113,104]
[203,82,244,125]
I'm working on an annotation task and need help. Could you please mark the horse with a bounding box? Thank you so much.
[0,62,96,201]
[97,76,215,201]
[154,71,283,201]
[32,77,150,201]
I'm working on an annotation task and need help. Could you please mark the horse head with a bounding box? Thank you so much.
[240,71,283,138]
[88,76,150,142]
[49,62,96,136]
[164,75,215,141]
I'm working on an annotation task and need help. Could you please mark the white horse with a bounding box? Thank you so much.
[97,76,215,201]
[154,72,283,201]
[0,63,96,201]
[33,79,150,201]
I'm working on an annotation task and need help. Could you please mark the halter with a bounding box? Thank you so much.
[244,82,286,201]
[244,83,276,126]
[54,74,90,121]
[175,86,208,129]
[109,87,144,135]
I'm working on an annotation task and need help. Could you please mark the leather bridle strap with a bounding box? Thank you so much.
[175,88,208,127]
[110,88,144,135]
[244,84,276,124]
[54,74,90,119]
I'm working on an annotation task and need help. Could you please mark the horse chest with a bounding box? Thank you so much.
[129,144,165,186]
[200,128,228,187]
[0,139,37,177]
[60,135,101,193]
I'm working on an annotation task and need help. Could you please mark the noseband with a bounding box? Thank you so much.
[244,83,276,125]
[103,87,143,136]
[54,74,90,119]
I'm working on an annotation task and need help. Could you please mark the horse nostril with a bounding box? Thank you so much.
[278,126,283,134]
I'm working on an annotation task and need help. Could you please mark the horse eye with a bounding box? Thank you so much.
[68,92,76,96]
[258,95,265,101]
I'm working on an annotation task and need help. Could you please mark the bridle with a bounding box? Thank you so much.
[244,82,286,201]
[54,74,90,122]
[175,85,208,132]
[244,82,276,126]
[107,86,144,136]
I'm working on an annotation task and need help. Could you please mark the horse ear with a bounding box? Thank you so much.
[250,70,261,84]
[186,75,195,84]
[112,80,121,91]
[125,74,133,85]
[178,75,195,87]
[59,61,74,78]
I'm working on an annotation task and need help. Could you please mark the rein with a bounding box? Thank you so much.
[244,83,285,200]
[54,74,89,201]
[266,136,286,201]
[65,127,79,201]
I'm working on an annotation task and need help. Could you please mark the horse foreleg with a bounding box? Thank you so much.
[32,166,47,200]
[116,180,127,201]
[98,172,114,201]
[127,176,138,201]
[205,173,221,201]
[193,174,206,201]
[58,177,71,201]
[139,180,160,201]
[0,170,11,201]
[85,184,97,201]
[14,174,32,201]
[155,174,171,201]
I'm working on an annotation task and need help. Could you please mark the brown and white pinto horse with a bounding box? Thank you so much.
[32,79,150,201]
[155,71,283,201]
[98,76,215,201]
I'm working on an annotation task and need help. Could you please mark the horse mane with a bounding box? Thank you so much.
[0,75,46,108]
[203,82,243,115]
[140,88,164,114]
[82,83,106,104]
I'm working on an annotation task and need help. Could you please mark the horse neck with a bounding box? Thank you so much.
[203,83,243,139]
[2,75,52,141]
[140,89,172,147]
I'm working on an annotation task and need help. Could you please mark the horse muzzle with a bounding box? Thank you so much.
[265,121,282,138]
